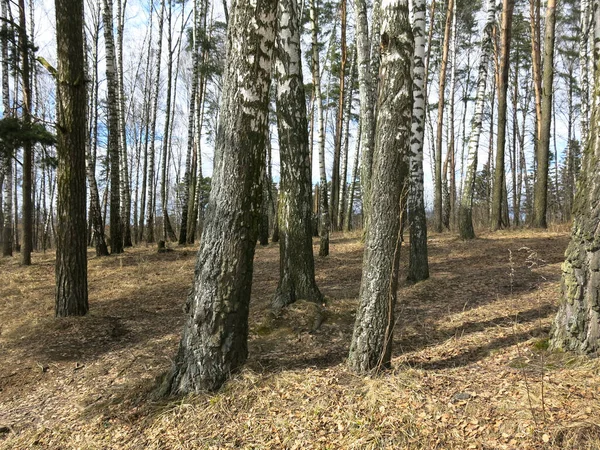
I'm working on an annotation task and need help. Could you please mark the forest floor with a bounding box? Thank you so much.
[1,228,600,449]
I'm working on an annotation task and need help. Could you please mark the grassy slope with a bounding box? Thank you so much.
[1,229,600,449]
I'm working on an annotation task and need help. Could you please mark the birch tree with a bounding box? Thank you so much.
[310,0,329,256]
[165,0,276,394]
[1,0,12,257]
[272,0,323,309]
[348,0,413,373]
[458,0,496,240]
[407,0,429,281]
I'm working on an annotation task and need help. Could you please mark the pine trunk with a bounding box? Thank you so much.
[55,0,88,316]
[532,0,556,228]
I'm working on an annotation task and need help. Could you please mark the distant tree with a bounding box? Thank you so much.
[348,0,413,372]
[54,0,88,317]
[165,0,276,394]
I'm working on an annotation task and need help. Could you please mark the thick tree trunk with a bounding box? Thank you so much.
[532,0,556,228]
[54,0,88,317]
[273,0,323,309]
[491,0,515,231]
[348,0,413,373]
[407,0,428,281]
[458,0,495,240]
[165,0,276,395]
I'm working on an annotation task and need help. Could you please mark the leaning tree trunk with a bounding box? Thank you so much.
[532,0,556,229]
[348,0,413,373]
[407,0,429,282]
[165,0,276,395]
[54,0,88,317]
[491,0,515,231]
[309,0,329,256]
[272,0,323,309]
[458,0,495,240]
[103,0,123,253]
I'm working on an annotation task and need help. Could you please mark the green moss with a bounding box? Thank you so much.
[533,338,550,351]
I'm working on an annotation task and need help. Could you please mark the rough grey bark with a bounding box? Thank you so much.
[272,0,323,309]
[550,34,600,352]
[55,0,88,316]
[458,0,495,240]
[103,0,123,253]
[348,0,413,373]
[353,0,376,234]
[166,0,276,394]
[407,0,428,282]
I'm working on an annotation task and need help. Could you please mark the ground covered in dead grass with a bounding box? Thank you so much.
[1,229,600,449]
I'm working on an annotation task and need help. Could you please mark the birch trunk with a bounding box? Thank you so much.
[272,0,323,309]
[310,0,329,256]
[348,0,413,373]
[1,0,12,257]
[166,0,276,394]
[458,0,496,240]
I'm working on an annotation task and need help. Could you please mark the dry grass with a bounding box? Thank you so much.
[1,229,599,449]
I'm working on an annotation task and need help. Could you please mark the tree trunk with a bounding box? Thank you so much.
[310,0,329,256]
[491,0,515,231]
[432,0,454,233]
[458,0,495,240]
[54,0,88,317]
[103,0,123,253]
[532,0,557,228]
[407,0,428,281]
[165,0,276,395]
[18,0,33,265]
[146,0,165,244]
[345,123,361,232]
[330,0,347,231]
[338,47,356,231]
[1,0,12,257]
[348,0,412,373]
[273,0,323,309]
[353,0,376,235]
